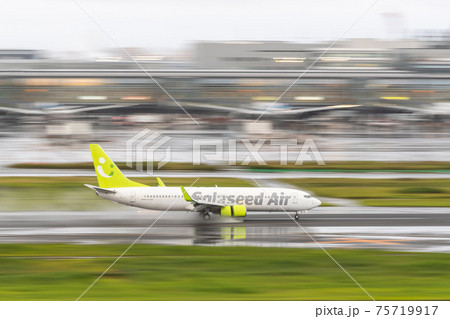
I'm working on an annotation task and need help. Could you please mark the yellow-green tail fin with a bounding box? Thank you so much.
[89,144,147,188]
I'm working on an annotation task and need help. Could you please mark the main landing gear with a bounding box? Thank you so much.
[294,210,307,220]
[202,211,211,220]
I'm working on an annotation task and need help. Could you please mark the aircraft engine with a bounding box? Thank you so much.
[220,205,247,217]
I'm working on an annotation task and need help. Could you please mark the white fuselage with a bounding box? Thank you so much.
[97,186,321,212]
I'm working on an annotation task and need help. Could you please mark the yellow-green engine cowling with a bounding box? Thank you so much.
[220,205,247,217]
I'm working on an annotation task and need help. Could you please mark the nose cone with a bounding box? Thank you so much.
[312,198,321,208]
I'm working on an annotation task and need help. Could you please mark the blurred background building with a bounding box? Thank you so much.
[3,37,450,112]
[2,35,450,164]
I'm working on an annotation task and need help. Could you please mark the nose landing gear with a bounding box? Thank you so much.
[294,210,307,220]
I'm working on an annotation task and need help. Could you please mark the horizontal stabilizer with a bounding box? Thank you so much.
[84,184,116,194]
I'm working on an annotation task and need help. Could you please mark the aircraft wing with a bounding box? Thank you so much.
[274,104,361,114]
[0,106,43,114]
[57,103,137,114]
[181,186,226,211]
[185,102,361,115]
[0,104,137,115]
[186,102,300,115]
[185,102,248,113]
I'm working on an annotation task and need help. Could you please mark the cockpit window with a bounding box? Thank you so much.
[304,194,311,198]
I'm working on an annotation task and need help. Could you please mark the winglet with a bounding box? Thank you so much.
[181,186,192,201]
[157,177,166,187]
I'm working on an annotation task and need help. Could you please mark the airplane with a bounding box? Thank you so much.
[85,144,321,220]
[0,103,138,115]
[185,102,361,116]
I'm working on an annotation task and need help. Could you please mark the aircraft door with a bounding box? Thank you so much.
[130,191,136,205]
[292,192,298,204]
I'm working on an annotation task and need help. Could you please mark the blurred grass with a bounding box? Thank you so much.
[249,161,450,171]
[2,176,449,210]
[282,178,450,207]
[10,161,450,172]
[0,177,254,211]
[0,244,448,300]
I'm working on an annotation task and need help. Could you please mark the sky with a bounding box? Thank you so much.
[0,0,448,54]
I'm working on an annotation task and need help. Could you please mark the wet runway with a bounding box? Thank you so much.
[0,207,449,252]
